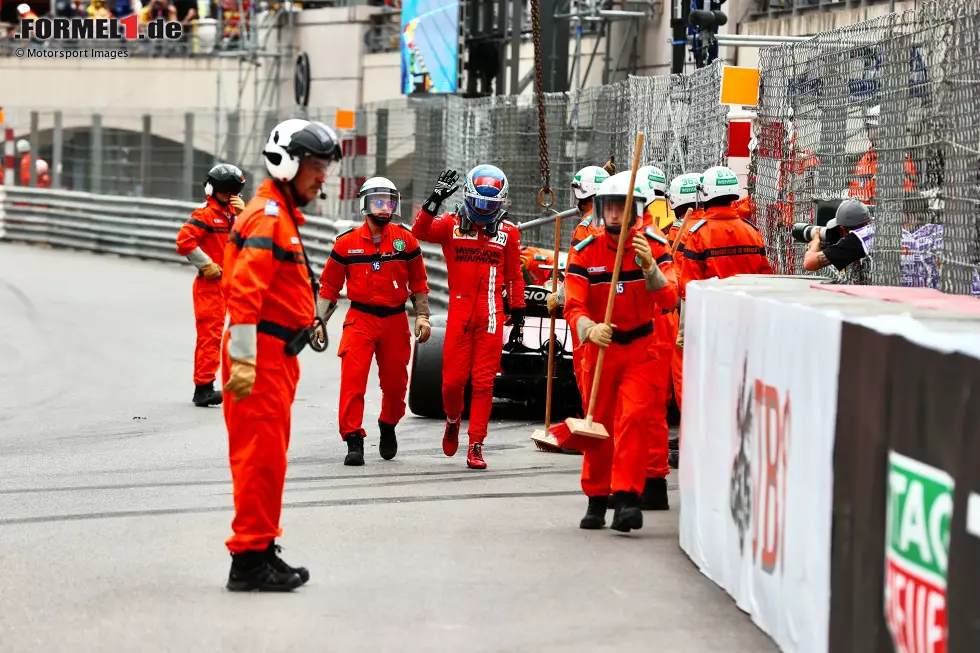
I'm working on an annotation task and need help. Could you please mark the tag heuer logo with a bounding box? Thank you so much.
[393,238,406,252]
[884,451,953,653]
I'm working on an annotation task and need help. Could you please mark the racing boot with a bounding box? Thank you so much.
[226,549,302,592]
[668,451,679,470]
[639,477,669,511]
[344,432,365,466]
[378,419,398,461]
[265,540,309,585]
[579,495,609,529]
[466,442,487,470]
[442,418,460,457]
[192,382,222,407]
[610,490,643,533]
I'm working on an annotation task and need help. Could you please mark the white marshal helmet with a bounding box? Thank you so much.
[15,139,30,155]
[358,176,401,221]
[666,173,701,210]
[698,166,742,204]
[262,118,342,183]
[571,165,610,200]
[594,170,645,231]
[634,165,668,207]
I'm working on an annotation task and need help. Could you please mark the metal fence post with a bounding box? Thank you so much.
[91,113,103,195]
[375,107,389,178]
[226,111,240,166]
[184,112,195,201]
[29,111,39,187]
[52,111,63,189]
[140,114,151,197]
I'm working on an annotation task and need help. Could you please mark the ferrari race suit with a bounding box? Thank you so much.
[221,179,315,554]
[412,208,526,444]
[319,221,429,441]
[563,226,678,498]
[176,196,235,386]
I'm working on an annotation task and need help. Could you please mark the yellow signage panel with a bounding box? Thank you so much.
[720,66,761,107]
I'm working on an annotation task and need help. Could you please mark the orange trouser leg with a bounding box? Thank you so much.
[672,342,683,410]
[442,318,475,422]
[192,276,226,385]
[222,331,299,554]
[337,310,377,439]
[467,316,503,444]
[610,338,658,495]
[579,346,628,497]
[645,345,672,479]
[376,313,412,427]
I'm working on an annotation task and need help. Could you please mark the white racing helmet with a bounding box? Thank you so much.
[358,176,401,223]
[666,173,701,211]
[634,165,667,207]
[594,171,645,234]
[262,118,342,182]
[698,166,741,204]
[571,165,610,200]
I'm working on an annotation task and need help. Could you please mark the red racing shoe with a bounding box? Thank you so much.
[466,443,487,470]
[443,418,460,456]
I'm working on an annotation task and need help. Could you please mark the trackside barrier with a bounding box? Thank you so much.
[680,275,980,652]
[0,187,451,307]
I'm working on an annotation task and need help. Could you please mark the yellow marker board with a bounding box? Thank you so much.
[720,66,761,107]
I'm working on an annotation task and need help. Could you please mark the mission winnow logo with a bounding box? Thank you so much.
[17,17,183,41]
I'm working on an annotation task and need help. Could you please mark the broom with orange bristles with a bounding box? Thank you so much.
[547,132,646,451]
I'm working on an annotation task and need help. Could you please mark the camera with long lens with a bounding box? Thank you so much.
[792,223,844,246]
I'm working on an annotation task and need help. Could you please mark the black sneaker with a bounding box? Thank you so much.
[226,550,302,592]
[192,382,222,407]
[265,541,309,585]
[344,432,365,466]
[579,495,609,529]
[378,420,398,461]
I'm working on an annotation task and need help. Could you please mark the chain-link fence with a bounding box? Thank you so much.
[754,0,980,295]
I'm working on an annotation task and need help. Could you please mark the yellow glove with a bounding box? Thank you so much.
[546,293,559,314]
[415,316,431,343]
[229,195,246,215]
[223,359,257,401]
[632,233,655,270]
[201,262,222,280]
[585,323,615,348]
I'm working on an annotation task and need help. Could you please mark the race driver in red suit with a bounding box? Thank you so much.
[412,165,526,470]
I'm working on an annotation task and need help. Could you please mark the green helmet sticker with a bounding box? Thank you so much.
[649,171,666,184]
[680,182,698,194]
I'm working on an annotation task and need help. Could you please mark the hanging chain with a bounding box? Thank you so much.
[531,0,554,208]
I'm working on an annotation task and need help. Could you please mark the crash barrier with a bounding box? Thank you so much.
[0,186,451,307]
[753,0,980,295]
[679,274,980,652]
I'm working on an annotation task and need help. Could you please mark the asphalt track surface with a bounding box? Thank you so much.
[0,242,776,653]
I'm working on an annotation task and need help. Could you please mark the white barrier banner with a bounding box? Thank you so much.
[679,282,841,653]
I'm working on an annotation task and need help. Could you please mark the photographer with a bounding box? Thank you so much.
[801,199,873,274]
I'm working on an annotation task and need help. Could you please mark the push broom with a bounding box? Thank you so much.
[550,131,646,450]
[531,196,576,453]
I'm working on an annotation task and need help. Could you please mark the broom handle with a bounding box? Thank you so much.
[542,202,564,431]
[669,208,694,257]
[585,131,645,427]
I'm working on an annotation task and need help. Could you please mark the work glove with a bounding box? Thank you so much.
[223,359,257,401]
[311,324,327,349]
[425,170,460,212]
[676,330,684,350]
[229,195,246,215]
[506,307,525,329]
[201,261,222,280]
[415,315,431,343]
[632,232,655,270]
[585,323,615,348]
[546,293,559,314]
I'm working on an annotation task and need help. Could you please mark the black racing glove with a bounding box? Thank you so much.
[423,169,460,214]
[506,307,526,329]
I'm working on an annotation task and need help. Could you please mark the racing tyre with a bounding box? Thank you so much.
[408,323,446,418]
